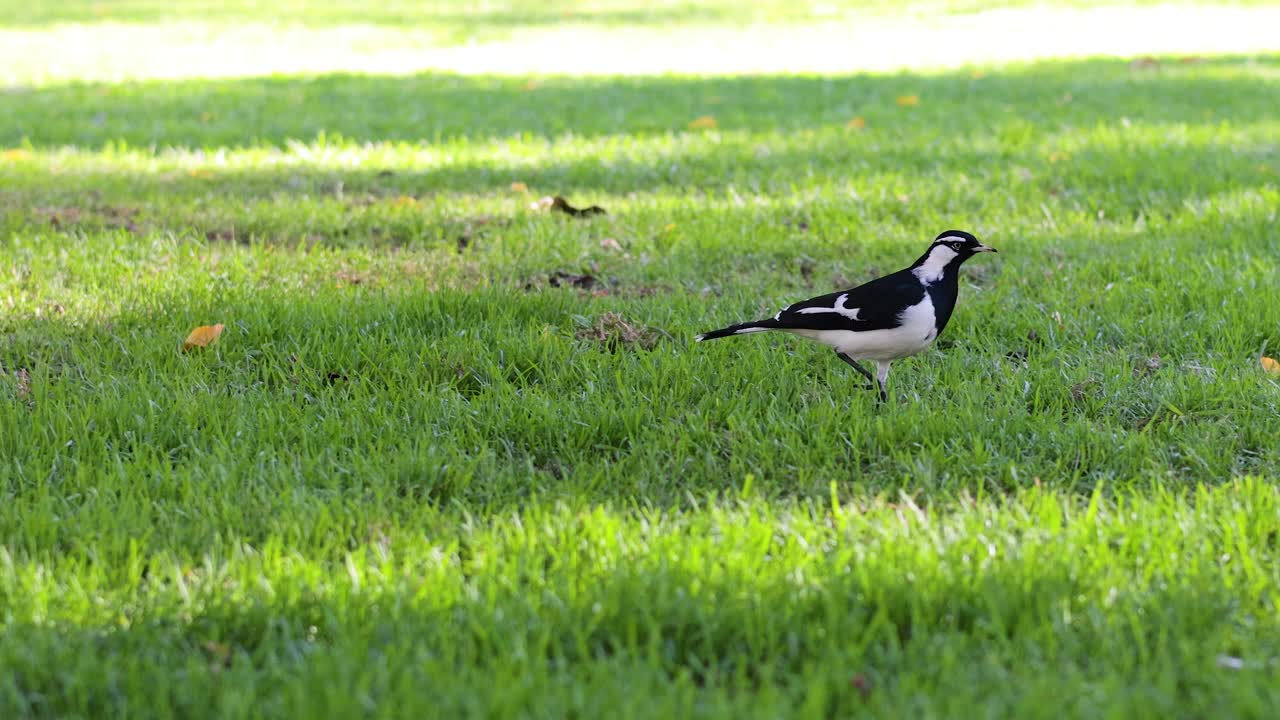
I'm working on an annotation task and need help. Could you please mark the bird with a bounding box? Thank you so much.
[695,229,997,403]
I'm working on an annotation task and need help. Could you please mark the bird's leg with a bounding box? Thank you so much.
[875,360,892,404]
[835,351,876,389]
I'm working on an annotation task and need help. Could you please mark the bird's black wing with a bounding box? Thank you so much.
[769,270,925,332]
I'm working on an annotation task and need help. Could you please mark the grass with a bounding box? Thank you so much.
[3,0,1280,716]
[9,0,1273,28]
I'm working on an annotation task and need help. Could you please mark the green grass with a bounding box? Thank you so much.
[8,0,1272,29]
[3,1,1280,716]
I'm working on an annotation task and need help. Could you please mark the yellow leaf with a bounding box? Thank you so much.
[182,324,224,351]
[510,181,529,193]
[845,116,866,131]
[187,168,212,178]
[392,195,417,207]
[2,148,31,161]
[895,95,920,107]
[1262,357,1280,374]
[1049,152,1069,164]
[688,115,718,130]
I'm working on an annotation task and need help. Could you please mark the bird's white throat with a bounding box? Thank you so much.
[911,245,959,283]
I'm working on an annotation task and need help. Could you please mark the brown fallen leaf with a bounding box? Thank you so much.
[1262,356,1280,374]
[182,324,225,351]
[510,181,529,193]
[599,237,623,252]
[845,116,866,131]
[688,115,718,130]
[895,95,920,106]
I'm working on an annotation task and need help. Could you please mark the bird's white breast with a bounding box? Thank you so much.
[787,294,938,361]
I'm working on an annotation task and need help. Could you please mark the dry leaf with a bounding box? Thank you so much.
[1049,152,1069,164]
[182,324,225,351]
[688,115,718,130]
[186,168,212,178]
[845,116,866,131]
[510,181,529,193]
[522,79,540,91]
[392,195,417,207]
[895,95,920,106]
[1262,356,1280,374]
[600,237,623,252]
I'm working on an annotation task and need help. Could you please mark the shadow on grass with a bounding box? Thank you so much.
[0,545,1262,717]
[4,56,1277,149]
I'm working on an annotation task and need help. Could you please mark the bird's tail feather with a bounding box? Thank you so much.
[695,320,776,342]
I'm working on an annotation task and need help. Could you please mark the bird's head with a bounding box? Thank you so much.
[911,230,997,282]
[929,230,997,258]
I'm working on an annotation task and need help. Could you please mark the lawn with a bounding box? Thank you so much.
[2,1,1280,717]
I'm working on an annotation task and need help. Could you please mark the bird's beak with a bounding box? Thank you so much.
[974,244,998,253]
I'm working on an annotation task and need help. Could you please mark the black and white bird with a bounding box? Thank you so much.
[696,230,997,403]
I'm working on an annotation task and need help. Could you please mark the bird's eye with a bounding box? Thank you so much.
[950,242,963,250]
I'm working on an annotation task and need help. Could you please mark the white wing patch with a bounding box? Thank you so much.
[795,293,863,321]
